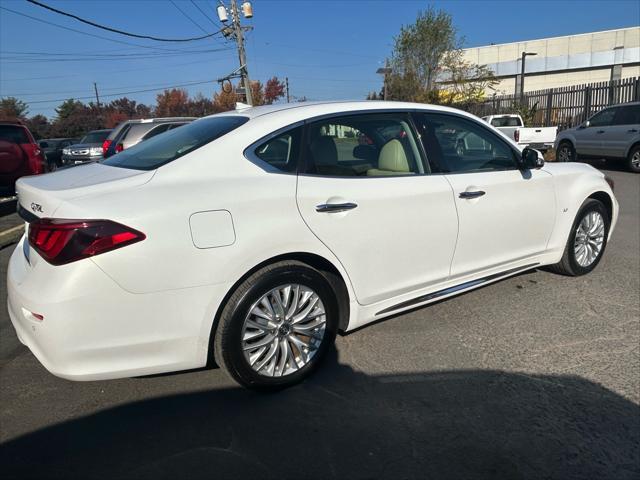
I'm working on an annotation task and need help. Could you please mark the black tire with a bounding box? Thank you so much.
[556,141,576,162]
[626,145,640,173]
[548,198,610,276]
[214,260,338,390]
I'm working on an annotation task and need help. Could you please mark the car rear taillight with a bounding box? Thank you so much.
[102,139,112,156]
[115,143,124,153]
[22,143,44,174]
[514,130,520,143]
[28,219,145,266]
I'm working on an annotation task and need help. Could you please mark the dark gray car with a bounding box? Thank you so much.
[61,129,112,166]
[555,102,640,173]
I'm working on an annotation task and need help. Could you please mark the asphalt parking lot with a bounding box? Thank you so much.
[0,162,638,480]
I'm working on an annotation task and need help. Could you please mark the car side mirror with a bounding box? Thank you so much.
[520,147,544,170]
[579,120,590,129]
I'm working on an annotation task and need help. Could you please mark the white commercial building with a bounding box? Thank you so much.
[462,27,640,95]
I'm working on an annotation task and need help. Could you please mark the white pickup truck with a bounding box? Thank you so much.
[482,114,557,152]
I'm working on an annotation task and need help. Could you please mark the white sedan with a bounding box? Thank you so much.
[8,101,618,390]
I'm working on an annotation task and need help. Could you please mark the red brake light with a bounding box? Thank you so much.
[28,219,145,265]
[514,129,520,142]
[115,143,124,153]
[102,139,112,156]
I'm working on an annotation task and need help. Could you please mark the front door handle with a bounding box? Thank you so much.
[596,130,605,134]
[459,190,486,199]
[316,202,358,213]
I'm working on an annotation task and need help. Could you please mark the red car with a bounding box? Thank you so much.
[0,121,47,196]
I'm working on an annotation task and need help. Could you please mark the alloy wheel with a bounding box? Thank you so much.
[558,145,572,162]
[241,284,326,377]
[573,211,605,267]
[631,150,640,168]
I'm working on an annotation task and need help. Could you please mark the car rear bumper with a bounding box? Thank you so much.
[7,236,227,381]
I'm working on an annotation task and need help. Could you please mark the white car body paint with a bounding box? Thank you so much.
[7,101,618,381]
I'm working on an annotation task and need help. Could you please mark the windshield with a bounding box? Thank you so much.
[102,116,249,170]
[81,130,110,144]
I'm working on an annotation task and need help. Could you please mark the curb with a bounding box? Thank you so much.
[0,224,24,249]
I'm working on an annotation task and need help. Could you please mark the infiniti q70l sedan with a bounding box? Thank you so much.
[9,101,618,390]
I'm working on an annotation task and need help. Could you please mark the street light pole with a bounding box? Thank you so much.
[520,51,537,104]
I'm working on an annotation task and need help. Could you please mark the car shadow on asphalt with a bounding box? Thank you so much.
[1,347,638,480]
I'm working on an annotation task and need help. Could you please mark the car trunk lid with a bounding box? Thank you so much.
[16,162,155,219]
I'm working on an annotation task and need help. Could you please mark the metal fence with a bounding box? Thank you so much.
[462,77,640,130]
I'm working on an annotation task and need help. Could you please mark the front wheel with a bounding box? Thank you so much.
[556,141,576,162]
[214,261,338,390]
[548,199,609,276]
[626,145,640,173]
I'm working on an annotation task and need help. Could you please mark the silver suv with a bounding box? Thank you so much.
[555,102,640,173]
[103,117,196,158]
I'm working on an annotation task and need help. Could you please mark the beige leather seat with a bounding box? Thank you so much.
[367,139,413,176]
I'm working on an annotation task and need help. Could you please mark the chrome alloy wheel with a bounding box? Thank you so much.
[573,211,605,267]
[241,284,326,377]
[631,150,640,168]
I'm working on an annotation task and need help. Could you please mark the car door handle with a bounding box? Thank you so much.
[459,191,486,199]
[596,130,605,134]
[316,202,358,213]
[628,129,638,133]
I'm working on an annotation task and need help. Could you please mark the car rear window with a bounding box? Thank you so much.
[81,130,111,143]
[490,117,522,127]
[0,125,29,144]
[102,116,249,170]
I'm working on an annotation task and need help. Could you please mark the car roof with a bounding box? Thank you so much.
[85,129,112,134]
[207,100,482,122]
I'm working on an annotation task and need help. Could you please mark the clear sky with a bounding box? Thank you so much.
[1,0,638,119]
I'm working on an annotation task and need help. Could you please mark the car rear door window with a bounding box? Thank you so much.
[613,105,640,125]
[302,113,426,177]
[102,116,248,170]
[413,113,517,173]
[253,126,302,173]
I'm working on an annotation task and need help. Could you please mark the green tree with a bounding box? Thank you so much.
[0,97,29,120]
[25,115,51,140]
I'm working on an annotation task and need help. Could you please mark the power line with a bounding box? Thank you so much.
[22,79,216,105]
[169,0,208,35]
[0,6,212,53]
[0,48,232,64]
[25,0,222,42]
[190,0,222,29]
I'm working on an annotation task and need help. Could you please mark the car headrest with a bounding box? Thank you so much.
[378,139,410,172]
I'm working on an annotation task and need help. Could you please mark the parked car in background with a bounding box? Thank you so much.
[61,129,112,166]
[0,121,46,196]
[9,101,618,391]
[555,102,640,173]
[38,138,78,171]
[103,117,196,158]
[482,114,557,152]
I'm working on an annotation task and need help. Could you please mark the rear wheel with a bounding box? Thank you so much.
[549,199,609,276]
[626,145,640,173]
[214,261,338,390]
[557,141,576,162]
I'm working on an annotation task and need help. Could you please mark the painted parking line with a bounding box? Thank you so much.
[0,224,24,249]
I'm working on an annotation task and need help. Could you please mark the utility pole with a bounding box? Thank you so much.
[93,82,101,108]
[376,61,392,101]
[520,51,537,104]
[285,77,290,103]
[218,1,253,105]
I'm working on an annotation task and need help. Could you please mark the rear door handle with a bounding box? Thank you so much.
[596,130,605,134]
[459,190,486,199]
[316,202,358,213]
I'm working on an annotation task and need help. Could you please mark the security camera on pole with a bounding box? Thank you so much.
[217,0,254,105]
